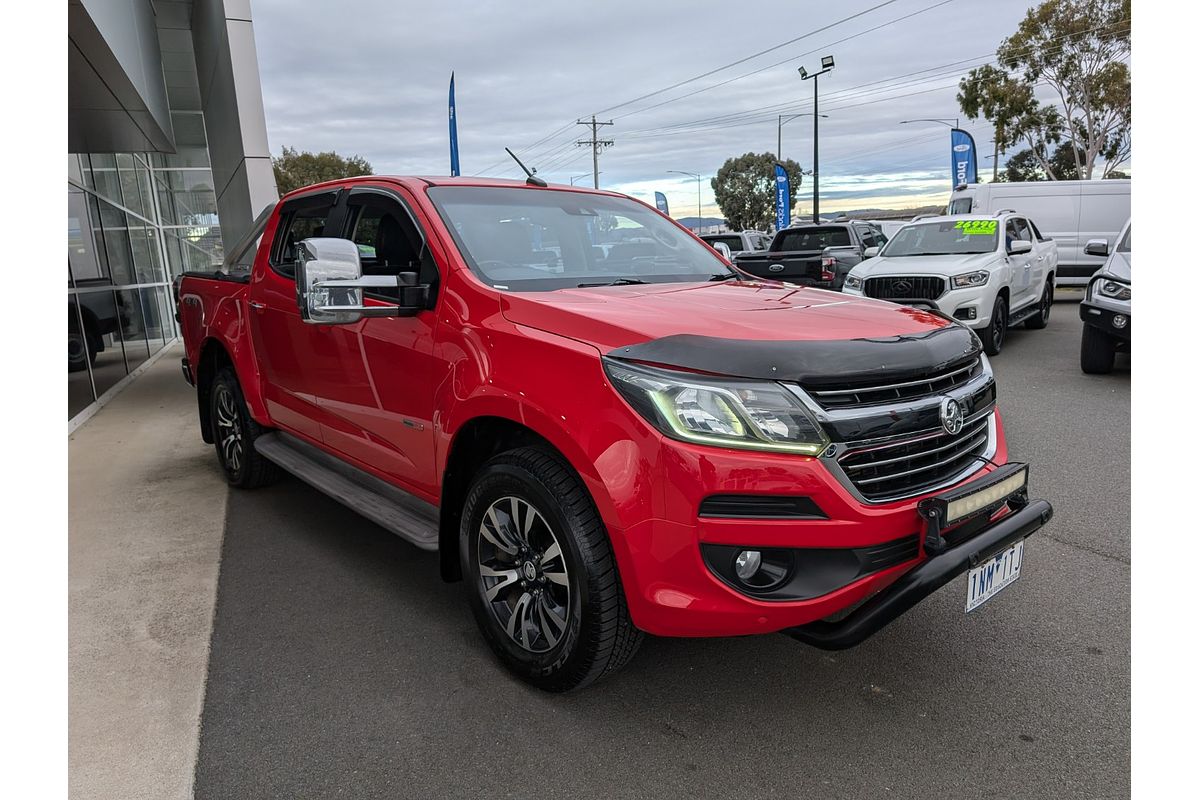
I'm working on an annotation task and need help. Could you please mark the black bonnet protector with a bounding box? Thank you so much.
[607,323,981,387]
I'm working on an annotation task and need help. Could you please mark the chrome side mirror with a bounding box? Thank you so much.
[1084,238,1109,257]
[296,237,420,325]
[712,241,732,260]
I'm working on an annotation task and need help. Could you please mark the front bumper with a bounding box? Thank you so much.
[783,498,1051,649]
[1080,299,1131,341]
[842,282,994,327]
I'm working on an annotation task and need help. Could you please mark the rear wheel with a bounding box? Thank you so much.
[1080,324,1116,374]
[1025,279,1053,329]
[980,294,1008,356]
[209,367,278,488]
[460,447,642,692]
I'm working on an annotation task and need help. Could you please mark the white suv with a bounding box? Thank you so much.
[841,213,1058,355]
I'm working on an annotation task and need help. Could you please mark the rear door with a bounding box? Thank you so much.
[312,184,443,499]
[247,190,344,442]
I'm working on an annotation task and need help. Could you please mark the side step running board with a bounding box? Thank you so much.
[255,432,439,551]
[1007,304,1041,327]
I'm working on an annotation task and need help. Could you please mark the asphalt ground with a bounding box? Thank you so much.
[193,296,1130,800]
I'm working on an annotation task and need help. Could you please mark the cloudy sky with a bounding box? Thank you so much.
[251,0,1055,217]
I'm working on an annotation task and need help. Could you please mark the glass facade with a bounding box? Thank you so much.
[67,116,225,420]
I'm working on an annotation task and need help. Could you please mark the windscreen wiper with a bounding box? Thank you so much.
[577,277,650,287]
[708,272,741,281]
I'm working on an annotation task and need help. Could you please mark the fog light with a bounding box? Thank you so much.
[954,307,977,321]
[1112,314,1127,329]
[734,550,762,581]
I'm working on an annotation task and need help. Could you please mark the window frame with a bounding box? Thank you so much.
[268,189,342,280]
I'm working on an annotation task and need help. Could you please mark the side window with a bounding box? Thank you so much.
[269,194,337,279]
[856,226,877,248]
[1027,219,1045,241]
[1004,220,1021,251]
[1014,218,1034,243]
[345,194,436,301]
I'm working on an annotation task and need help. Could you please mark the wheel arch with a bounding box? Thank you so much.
[438,415,604,583]
[195,338,235,444]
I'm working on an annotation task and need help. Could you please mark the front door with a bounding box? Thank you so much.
[247,190,344,443]
[312,185,442,500]
[1004,218,1035,310]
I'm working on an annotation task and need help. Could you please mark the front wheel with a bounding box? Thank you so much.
[1080,324,1117,374]
[980,294,1008,356]
[460,447,642,692]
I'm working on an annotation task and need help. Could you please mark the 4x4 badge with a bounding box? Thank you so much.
[939,397,964,436]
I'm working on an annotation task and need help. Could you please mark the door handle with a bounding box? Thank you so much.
[248,301,266,310]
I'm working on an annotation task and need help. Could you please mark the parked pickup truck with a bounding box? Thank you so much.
[733,221,887,289]
[700,230,769,260]
[177,176,1052,692]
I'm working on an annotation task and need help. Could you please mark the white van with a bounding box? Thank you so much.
[948,179,1130,286]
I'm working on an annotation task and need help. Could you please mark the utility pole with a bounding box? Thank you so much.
[576,116,614,189]
[668,171,703,233]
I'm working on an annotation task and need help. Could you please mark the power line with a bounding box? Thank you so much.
[589,0,902,116]
[610,0,957,122]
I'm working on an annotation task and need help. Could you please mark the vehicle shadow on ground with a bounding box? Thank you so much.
[195,461,1128,800]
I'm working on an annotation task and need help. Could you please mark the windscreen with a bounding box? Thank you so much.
[1117,225,1131,253]
[881,220,998,257]
[774,226,852,251]
[428,186,734,292]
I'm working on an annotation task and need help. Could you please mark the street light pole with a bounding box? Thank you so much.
[798,56,835,224]
[668,170,703,234]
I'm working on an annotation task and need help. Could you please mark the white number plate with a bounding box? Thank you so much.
[965,540,1024,613]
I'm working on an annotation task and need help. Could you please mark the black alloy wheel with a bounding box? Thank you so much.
[982,294,1008,356]
[209,367,278,488]
[1026,279,1053,329]
[476,496,571,653]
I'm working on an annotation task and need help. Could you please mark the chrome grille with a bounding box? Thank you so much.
[864,275,946,301]
[838,415,991,502]
[807,357,983,409]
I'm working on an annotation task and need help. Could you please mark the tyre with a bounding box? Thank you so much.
[460,447,642,692]
[68,331,92,373]
[1025,279,1053,329]
[980,294,1008,356]
[209,367,279,488]
[1080,324,1116,374]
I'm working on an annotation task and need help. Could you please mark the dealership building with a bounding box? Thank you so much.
[68,0,276,423]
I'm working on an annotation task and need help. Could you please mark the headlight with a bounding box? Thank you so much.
[603,359,828,455]
[844,274,863,291]
[1099,280,1131,301]
[951,270,990,289]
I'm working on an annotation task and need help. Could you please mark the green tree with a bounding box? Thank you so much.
[958,0,1130,181]
[710,153,804,232]
[1003,143,1089,182]
[272,146,373,194]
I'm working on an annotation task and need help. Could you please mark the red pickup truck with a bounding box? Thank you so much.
[177,176,1052,691]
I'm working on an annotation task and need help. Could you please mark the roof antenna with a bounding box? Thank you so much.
[505,147,547,187]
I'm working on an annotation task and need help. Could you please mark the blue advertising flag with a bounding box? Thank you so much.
[448,72,461,177]
[774,163,790,231]
[654,191,670,216]
[950,128,978,188]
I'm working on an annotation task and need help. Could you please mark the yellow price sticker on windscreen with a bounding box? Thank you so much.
[954,219,997,235]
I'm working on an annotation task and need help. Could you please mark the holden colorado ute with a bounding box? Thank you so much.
[177,176,1053,692]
